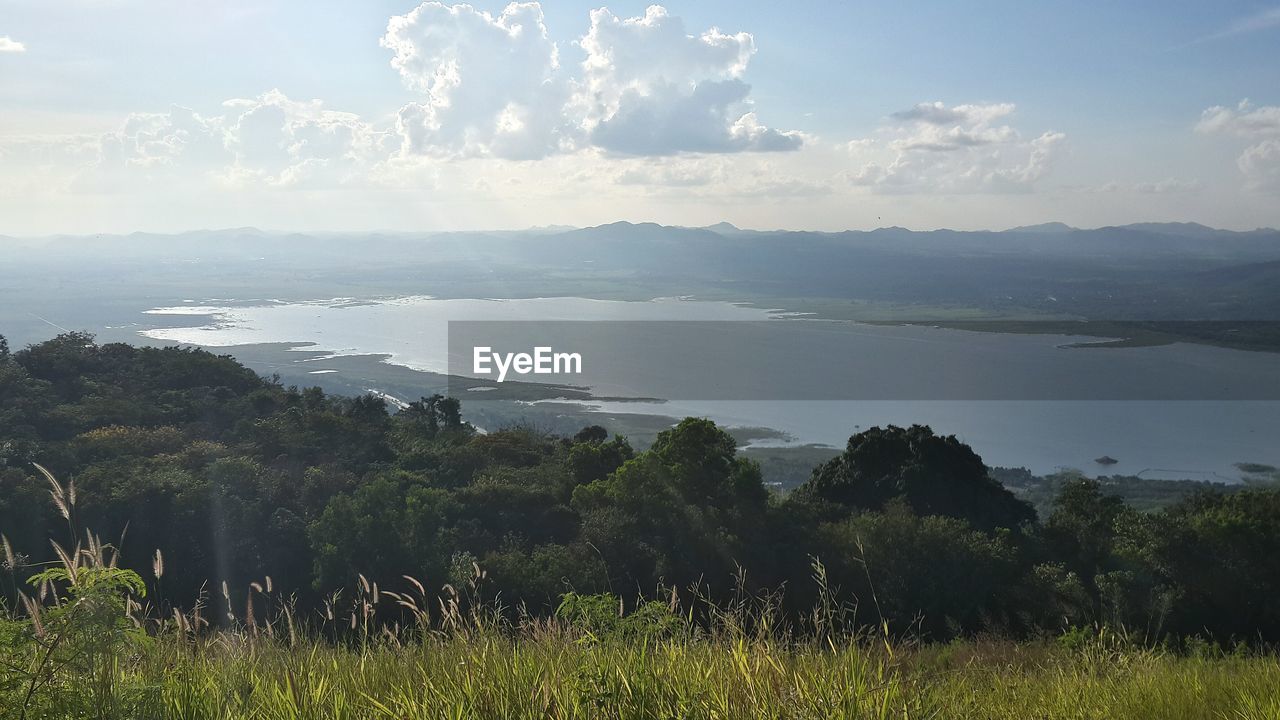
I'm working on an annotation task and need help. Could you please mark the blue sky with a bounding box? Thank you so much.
[2,1,1279,234]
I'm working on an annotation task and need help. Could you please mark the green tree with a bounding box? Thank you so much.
[814,505,1024,638]
[796,425,1035,532]
[1040,478,1129,623]
[572,419,768,592]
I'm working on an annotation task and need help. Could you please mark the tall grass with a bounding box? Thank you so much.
[52,629,1280,720]
[3,468,1279,719]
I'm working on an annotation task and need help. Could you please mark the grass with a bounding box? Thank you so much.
[5,468,1280,719]
[9,629,1278,719]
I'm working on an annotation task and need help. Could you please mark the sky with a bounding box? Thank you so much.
[2,0,1279,235]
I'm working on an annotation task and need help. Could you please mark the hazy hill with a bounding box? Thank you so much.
[3,221,1279,348]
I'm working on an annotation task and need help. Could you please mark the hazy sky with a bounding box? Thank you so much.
[2,1,1279,234]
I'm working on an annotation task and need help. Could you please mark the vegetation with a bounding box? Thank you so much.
[990,467,1249,516]
[6,566,1280,719]
[3,333,1280,717]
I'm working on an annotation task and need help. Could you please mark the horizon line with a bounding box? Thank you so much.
[3,219,1279,240]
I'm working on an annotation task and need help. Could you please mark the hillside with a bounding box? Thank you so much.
[2,333,1278,643]
[4,332,1280,718]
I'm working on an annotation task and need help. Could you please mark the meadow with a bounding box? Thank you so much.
[3,478,1277,720]
[5,541,1280,720]
[60,630,1280,719]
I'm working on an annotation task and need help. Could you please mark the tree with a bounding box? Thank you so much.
[309,473,458,590]
[571,418,769,591]
[402,394,463,435]
[649,418,768,515]
[1113,488,1280,642]
[796,425,1035,532]
[815,505,1023,638]
[567,429,633,488]
[1040,478,1128,622]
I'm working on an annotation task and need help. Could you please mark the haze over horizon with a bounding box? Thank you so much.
[3,1,1280,235]
[3,218,1279,240]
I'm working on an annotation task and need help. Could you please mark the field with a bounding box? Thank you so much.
[8,621,1280,719]
[3,515,1277,720]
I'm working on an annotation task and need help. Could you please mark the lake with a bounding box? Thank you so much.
[141,295,1280,480]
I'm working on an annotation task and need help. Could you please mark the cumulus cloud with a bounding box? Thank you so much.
[1197,100,1280,192]
[1197,100,1280,138]
[220,90,393,186]
[380,2,799,158]
[382,2,571,160]
[847,102,1064,193]
[890,101,1016,128]
[0,135,100,199]
[0,36,24,53]
[98,107,226,172]
[1236,140,1280,192]
[7,2,804,204]
[80,90,392,191]
[578,6,800,155]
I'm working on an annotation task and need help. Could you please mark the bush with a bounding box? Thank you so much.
[555,592,684,639]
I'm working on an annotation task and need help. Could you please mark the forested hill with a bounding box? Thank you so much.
[2,333,1279,642]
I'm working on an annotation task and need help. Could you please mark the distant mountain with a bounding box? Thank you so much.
[523,224,578,235]
[1005,222,1077,234]
[5,220,1280,348]
[1111,222,1221,238]
[702,222,743,235]
[567,221,725,242]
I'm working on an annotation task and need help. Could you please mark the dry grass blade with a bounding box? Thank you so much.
[403,575,426,598]
[34,462,69,521]
[18,591,44,638]
[49,540,78,582]
[2,533,15,570]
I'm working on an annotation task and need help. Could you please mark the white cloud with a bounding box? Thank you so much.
[78,90,392,191]
[221,90,393,186]
[1196,100,1280,138]
[0,134,99,199]
[890,101,1016,127]
[5,2,806,208]
[847,102,1064,193]
[1237,140,1280,193]
[1197,100,1280,192]
[0,36,24,53]
[382,2,571,160]
[380,3,799,158]
[92,106,228,186]
[578,6,800,155]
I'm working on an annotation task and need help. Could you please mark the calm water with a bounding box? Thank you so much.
[142,296,1280,480]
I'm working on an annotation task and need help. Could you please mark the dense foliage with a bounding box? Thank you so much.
[2,333,1279,645]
